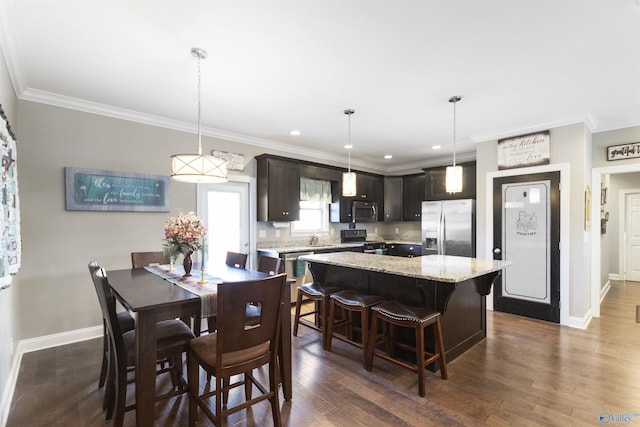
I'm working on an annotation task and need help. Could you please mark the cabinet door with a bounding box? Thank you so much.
[384,177,403,221]
[425,162,476,200]
[402,174,425,221]
[268,161,300,221]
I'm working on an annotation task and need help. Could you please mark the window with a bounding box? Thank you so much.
[291,178,331,235]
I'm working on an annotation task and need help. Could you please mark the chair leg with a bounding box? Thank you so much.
[269,357,282,426]
[326,299,337,351]
[434,317,448,380]
[320,297,329,350]
[416,323,426,398]
[187,350,199,427]
[365,313,378,371]
[293,291,304,336]
[244,371,253,401]
[215,375,224,426]
[361,308,369,368]
[99,321,108,388]
[113,363,127,427]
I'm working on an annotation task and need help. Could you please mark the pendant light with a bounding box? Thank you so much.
[170,48,228,183]
[445,96,463,193]
[342,109,357,197]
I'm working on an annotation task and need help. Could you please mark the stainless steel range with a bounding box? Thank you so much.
[340,229,388,254]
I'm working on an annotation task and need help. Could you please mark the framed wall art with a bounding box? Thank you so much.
[0,104,21,290]
[607,142,640,161]
[65,167,170,212]
[498,131,550,170]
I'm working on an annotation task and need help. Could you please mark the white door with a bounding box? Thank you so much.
[625,192,640,282]
[197,180,251,269]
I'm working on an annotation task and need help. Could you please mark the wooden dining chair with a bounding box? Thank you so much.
[225,251,248,269]
[87,261,135,395]
[90,264,195,426]
[131,251,169,268]
[203,251,250,335]
[187,273,286,427]
[257,255,283,275]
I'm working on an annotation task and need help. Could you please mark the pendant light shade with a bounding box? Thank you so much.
[342,109,357,197]
[170,48,227,184]
[445,96,463,194]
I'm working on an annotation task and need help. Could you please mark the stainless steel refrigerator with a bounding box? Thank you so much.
[422,199,476,257]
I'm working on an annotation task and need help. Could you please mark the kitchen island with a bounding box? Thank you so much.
[300,252,511,365]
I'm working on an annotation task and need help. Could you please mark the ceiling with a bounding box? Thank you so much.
[1,0,639,174]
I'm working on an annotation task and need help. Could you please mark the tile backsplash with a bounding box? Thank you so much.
[257,221,421,248]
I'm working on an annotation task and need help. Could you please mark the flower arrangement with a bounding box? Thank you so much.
[163,212,207,258]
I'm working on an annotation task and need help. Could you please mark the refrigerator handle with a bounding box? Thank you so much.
[441,212,446,254]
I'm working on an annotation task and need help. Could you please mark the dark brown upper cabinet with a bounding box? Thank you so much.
[424,162,476,201]
[402,173,426,221]
[256,155,300,221]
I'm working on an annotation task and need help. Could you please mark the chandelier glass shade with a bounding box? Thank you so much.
[170,47,227,184]
[445,96,463,194]
[342,109,357,197]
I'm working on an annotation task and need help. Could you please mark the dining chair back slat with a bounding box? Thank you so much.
[225,251,248,269]
[257,255,283,276]
[131,251,169,268]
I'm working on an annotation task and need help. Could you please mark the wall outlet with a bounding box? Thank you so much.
[374,227,378,234]
[395,228,399,234]
[275,230,280,238]
[258,230,266,238]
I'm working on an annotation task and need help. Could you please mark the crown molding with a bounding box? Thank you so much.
[469,114,597,143]
[0,0,27,97]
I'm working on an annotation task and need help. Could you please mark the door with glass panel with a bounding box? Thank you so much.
[198,181,250,268]
[493,172,560,323]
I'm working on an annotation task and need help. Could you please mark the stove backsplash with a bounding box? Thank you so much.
[257,220,421,249]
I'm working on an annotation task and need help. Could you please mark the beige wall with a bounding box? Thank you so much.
[476,123,592,320]
[0,42,17,419]
[14,101,274,339]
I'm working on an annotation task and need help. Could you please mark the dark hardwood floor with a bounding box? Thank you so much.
[8,280,640,426]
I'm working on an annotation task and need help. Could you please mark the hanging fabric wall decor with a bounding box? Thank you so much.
[0,104,21,290]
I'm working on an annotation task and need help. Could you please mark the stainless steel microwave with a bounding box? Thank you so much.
[352,201,378,222]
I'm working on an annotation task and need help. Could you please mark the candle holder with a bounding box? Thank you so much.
[168,257,174,272]
[197,265,208,284]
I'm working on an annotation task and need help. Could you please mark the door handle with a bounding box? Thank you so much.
[493,248,501,255]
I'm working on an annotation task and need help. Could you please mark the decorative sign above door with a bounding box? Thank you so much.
[607,142,640,161]
[497,131,550,170]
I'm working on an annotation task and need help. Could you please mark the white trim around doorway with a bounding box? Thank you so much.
[485,163,570,327]
[591,163,640,320]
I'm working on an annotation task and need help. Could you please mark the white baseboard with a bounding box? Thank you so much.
[600,280,611,303]
[19,325,102,354]
[609,273,622,281]
[566,309,592,330]
[0,325,102,427]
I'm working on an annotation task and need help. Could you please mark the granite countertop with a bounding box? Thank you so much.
[258,240,423,254]
[257,243,364,254]
[300,252,512,283]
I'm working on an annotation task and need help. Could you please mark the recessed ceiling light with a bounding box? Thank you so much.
[290,130,301,136]
[344,144,353,149]
[432,145,442,150]
[384,154,393,159]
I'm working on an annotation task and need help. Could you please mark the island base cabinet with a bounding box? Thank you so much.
[307,262,486,370]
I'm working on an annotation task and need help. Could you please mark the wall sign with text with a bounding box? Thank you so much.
[65,167,170,212]
[498,131,550,170]
[607,142,640,161]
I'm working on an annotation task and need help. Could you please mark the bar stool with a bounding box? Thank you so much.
[326,289,385,367]
[365,300,448,397]
[293,282,342,349]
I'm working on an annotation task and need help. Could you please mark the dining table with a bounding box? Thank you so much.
[106,264,292,427]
